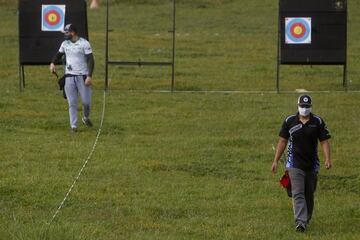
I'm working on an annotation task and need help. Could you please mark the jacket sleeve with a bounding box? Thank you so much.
[279,119,290,139]
[318,118,331,142]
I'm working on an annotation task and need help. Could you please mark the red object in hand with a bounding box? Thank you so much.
[280,171,291,189]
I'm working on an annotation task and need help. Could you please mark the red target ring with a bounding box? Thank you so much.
[45,10,61,26]
[290,23,306,39]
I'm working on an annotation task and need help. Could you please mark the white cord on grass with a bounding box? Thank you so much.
[43,90,107,234]
[121,89,360,94]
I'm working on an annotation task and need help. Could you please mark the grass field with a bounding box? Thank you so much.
[1,0,360,239]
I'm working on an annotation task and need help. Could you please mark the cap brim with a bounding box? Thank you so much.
[61,29,75,34]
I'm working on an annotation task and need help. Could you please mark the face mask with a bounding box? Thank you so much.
[298,106,311,116]
[64,33,72,40]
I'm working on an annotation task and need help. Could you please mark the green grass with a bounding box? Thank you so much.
[1,1,360,239]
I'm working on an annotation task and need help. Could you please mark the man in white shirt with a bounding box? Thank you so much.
[50,23,95,132]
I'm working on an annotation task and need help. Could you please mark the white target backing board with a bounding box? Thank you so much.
[285,17,311,44]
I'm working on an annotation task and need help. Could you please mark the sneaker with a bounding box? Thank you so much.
[82,117,93,127]
[295,224,306,232]
[71,127,78,133]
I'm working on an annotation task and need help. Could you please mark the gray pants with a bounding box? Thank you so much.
[64,75,92,128]
[288,168,318,227]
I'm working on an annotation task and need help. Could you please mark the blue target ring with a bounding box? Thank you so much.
[286,18,311,43]
[42,5,65,30]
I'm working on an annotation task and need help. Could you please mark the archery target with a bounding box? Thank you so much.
[285,18,311,44]
[41,5,65,31]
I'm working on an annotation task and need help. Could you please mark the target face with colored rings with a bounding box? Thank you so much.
[41,5,65,31]
[285,18,311,44]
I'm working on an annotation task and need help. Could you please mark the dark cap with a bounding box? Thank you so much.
[297,94,312,106]
[62,23,77,33]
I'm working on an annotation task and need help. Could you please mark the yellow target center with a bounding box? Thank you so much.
[48,13,58,22]
[294,26,303,35]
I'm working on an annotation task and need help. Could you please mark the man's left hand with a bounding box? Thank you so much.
[85,76,92,86]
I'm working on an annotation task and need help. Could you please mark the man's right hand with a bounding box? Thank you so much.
[271,161,278,173]
[50,63,56,74]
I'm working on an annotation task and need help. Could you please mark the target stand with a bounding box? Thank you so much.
[104,0,176,91]
[277,0,348,92]
[18,0,88,91]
